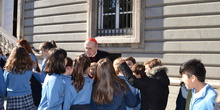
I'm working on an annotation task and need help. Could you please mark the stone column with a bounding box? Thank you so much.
[17,0,24,40]
[0,0,2,26]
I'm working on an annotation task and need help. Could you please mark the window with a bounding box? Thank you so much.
[88,0,144,44]
[98,0,132,36]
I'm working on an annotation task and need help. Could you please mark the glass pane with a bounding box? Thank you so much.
[103,15,115,29]
[103,0,116,13]
[119,13,132,28]
[97,0,133,36]
[119,0,132,12]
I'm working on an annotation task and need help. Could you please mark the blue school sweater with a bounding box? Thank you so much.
[71,75,93,105]
[91,83,139,110]
[4,70,32,96]
[34,58,47,83]
[38,73,64,110]
[0,67,5,97]
[119,75,139,110]
[62,74,93,110]
[29,53,37,63]
[190,84,217,110]
[62,74,76,110]
[72,75,93,105]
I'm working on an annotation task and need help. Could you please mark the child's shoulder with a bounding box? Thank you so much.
[85,76,93,83]
[205,84,217,98]
[47,74,63,81]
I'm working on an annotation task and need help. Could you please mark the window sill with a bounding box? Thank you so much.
[95,35,139,43]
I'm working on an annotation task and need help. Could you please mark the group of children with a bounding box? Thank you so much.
[0,39,220,110]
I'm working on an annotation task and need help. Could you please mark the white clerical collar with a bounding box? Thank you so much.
[92,51,97,57]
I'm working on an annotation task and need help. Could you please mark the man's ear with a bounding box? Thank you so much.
[191,75,197,82]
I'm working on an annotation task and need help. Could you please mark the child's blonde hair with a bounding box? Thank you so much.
[113,57,123,75]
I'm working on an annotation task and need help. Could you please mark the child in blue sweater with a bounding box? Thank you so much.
[33,41,57,83]
[0,67,5,110]
[62,57,74,110]
[4,47,35,109]
[17,39,42,107]
[38,48,67,110]
[70,55,93,110]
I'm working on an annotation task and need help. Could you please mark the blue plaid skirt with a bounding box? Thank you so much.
[6,94,35,110]
[0,96,4,110]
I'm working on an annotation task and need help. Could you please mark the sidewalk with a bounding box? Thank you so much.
[166,85,179,110]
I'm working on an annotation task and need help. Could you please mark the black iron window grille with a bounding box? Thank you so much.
[97,0,133,36]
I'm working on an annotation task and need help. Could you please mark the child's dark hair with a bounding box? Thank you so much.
[132,63,146,78]
[125,57,136,64]
[17,39,41,72]
[90,62,97,77]
[66,57,73,67]
[41,40,57,50]
[72,55,91,92]
[179,59,206,82]
[44,48,67,75]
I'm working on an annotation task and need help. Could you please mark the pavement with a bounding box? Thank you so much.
[166,85,179,110]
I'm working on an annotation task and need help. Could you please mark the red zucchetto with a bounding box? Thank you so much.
[87,38,97,44]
